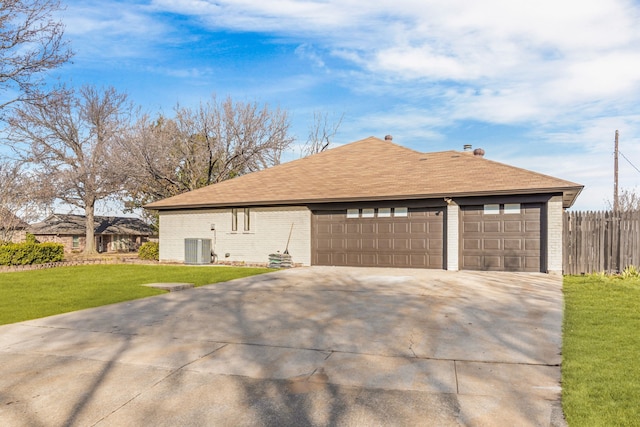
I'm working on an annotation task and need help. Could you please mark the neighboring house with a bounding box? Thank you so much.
[29,214,154,253]
[0,209,28,243]
[145,136,583,273]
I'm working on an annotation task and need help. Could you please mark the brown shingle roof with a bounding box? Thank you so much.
[145,136,583,210]
[29,214,154,236]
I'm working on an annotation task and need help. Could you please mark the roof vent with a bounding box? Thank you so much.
[384,135,393,141]
[463,144,473,151]
[473,148,485,157]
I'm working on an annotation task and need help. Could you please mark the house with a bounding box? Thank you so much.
[29,214,154,253]
[145,136,583,273]
[0,209,28,243]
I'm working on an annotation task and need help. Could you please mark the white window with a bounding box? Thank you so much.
[504,203,521,214]
[484,204,500,215]
[362,208,375,218]
[394,207,408,217]
[347,209,359,219]
[378,208,391,218]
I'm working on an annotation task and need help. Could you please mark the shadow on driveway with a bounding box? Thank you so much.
[0,267,566,426]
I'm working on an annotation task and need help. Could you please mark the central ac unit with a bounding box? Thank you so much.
[184,238,211,265]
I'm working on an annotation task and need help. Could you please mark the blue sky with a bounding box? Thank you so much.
[35,0,640,210]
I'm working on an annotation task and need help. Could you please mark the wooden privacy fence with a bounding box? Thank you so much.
[563,210,640,274]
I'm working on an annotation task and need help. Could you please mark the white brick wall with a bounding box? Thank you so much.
[546,196,564,274]
[446,203,459,271]
[159,206,312,265]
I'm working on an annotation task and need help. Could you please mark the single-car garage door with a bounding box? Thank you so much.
[312,207,444,268]
[461,203,542,272]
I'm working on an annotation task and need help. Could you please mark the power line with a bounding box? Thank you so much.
[619,150,640,175]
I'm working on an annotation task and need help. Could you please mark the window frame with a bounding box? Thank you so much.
[231,208,238,231]
[394,207,408,217]
[483,204,500,215]
[243,208,251,231]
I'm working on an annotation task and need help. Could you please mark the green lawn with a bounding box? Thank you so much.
[0,264,273,325]
[563,275,640,426]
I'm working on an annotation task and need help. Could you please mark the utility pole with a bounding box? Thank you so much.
[614,130,619,212]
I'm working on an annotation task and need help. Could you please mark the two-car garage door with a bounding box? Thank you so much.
[312,207,444,268]
[311,202,543,272]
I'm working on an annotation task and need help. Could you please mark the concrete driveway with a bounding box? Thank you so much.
[0,267,566,426]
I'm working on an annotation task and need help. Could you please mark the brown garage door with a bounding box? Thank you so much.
[312,207,444,268]
[461,203,542,272]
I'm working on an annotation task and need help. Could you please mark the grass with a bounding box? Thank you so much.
[563,275,640,426]
[0,264,273,325]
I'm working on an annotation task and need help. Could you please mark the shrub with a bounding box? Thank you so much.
[0,242,64,266]
[138,241,159,261]
[25,233,39,244]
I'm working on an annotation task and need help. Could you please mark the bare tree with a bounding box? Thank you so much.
[301,111,343,157]
[122,95,294,207]
[606,187,640,213]
[0,0,72,112]
[0,160,48,241]
[7,85,134,254]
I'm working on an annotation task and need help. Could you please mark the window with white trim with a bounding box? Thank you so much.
[347,209,359,218]
[484,204,500,214]
[362,208,375,218]
[394,207,408,217]
[378,207,391,217]
[504,203,521,214]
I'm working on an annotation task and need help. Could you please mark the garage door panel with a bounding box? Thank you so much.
[483,239,501,250]
[428,223,443,234]
[317,223,331,234]
[346,223,360,233]
[346,253,361,265]
[461,203,542,272]
[378,223,393,233]
[464,222,481,233]
[410,239,426,250]
[525,239,540,251]
[504,256,522,270]
[378,253,392,264]
[393,254,410,266]
[331,224,344,233]
[483,221,501,233]
[346,238,359,250]
[429,239,443,250]
[394,239,409,250]
[411,223,426,233]
[316,253,332,265]
[312,207,444,268]
[394,222,409,233]
[525,257,540,269]
[463,255,481,268]
[410,254,427,266]
[504,221,522,232]
[362,223,376,233]
[525,221,540,232]
[484,256,501,269]
[464,238,480,250]
[504,239,522,250]
[378,239,392,249]
[331,238,345,249]
[362,238,376,249]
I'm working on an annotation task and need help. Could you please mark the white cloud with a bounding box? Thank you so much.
[59,0,640,210]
